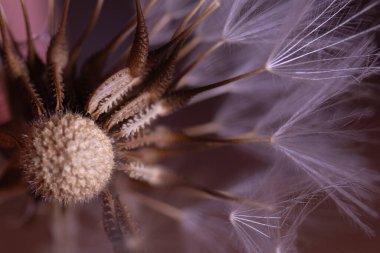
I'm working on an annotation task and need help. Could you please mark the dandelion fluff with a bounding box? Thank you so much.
[227,169,324,253]
[267,0,380,80]
[222,0,291,44]
[257,83,380,233]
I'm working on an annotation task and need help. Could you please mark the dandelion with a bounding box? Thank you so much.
[0,0,380,253]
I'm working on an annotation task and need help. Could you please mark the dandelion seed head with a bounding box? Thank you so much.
[21,113,114,204]
[0,0,380,251]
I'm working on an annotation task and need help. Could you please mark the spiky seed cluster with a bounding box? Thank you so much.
[21,113,114,204]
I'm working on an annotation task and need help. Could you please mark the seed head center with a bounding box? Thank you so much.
[22,113,114,204]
